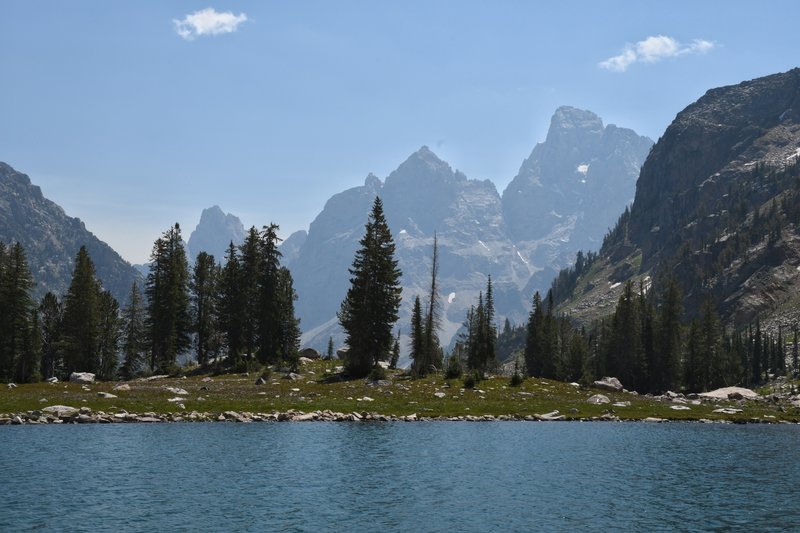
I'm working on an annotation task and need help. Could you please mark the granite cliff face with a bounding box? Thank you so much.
[187,205,245,262]
[558,69,800,330]
[0,162,141,303]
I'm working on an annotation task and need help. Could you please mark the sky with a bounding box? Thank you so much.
[2,1,799,264]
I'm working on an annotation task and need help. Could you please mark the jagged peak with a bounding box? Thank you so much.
[547,106,604,138]
[364,172,383,189]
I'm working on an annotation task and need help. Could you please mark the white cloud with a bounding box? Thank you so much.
[599,35,715,72]
[174,8,248,41]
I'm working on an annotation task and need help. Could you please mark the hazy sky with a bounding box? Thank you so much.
[2,1,798,263]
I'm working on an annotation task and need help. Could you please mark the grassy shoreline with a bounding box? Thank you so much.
[2,361,798,424]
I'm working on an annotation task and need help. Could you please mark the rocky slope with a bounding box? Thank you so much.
[557,69,800,331]
[0,162,141,303]
[187,205,245,262]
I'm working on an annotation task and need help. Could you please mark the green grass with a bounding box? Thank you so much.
[2,361,798,423]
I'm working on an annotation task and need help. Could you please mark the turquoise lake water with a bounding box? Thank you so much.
[1,422,798,532]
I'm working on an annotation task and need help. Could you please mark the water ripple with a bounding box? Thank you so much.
[1,422,799,531]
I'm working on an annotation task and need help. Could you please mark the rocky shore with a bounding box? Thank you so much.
[0,404,791,425]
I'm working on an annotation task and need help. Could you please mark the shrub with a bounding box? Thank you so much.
[463,371,482,389]
[510,372,524,387]
[369,365,387,382]
[445,355,463,380]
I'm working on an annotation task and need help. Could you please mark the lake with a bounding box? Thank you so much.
[1,422,798,532]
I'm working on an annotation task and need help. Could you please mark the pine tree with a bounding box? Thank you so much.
[655,277,682,393]
[146,224,191,373]
[96,290,120,380]
[525,292,544,377]
[239,227,262,361]
[410,295,425,376]
[219,242,244,367]
[191,252,218,367]
[38,292,63,380]
[120,281,147,379]
[274,266,301,368]
[0,243,34,381]
[326,336,334,360]
[20,309,42,383]
[338,197,402,377]
[61,246,102,375]
[390,331,400,370]
[423,233,443,371]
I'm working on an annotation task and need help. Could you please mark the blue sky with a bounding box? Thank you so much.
[2,1,798,263]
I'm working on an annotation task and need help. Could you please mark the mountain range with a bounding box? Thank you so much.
[1,106,652,358]
[280,107,652,352]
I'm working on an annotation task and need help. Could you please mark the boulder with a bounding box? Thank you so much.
[299,348,321,360]
[285,373,301,381]
[587,394,610,404]
[7,383,16,389]
[97,392,117,399]
[69,372,95,384]
[434,392,446,399]
[336,347,349,359]
[42,405,79,416]
[592,377,623,392]
[298,357,314,365]
[46,377,58,383]
[699,387,760,401]
[112,383,131,391]
[255,376,267,385]
[164,387,188,396]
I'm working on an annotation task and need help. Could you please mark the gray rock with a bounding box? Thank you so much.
[255,376,267,385]
[592,377,623,392]
[7,383,16,389]
[587,394,610,404]
[164,387,188,395]
[69,372,95,384]
[112,383,131,391]
[97,392,117,399]
[42,405,79,416]
[46,377,58,383]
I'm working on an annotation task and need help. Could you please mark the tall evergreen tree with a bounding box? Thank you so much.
[38,292,64,380]
[274,266,301,368]
[219,242,244,367]
[525,292,545,377]
[654,277,682,393]
[61,246,102,375]
[338,197,402,377]
[96,290,120,380]
[0,243,34,381]
[145,224,191,373]
[239,227,262,361]
[410,295,425,375]
[191,252,218,367]
[423,233,443,371]
[120,281,147,379]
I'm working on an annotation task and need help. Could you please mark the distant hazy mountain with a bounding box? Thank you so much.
[0,162,141,303]
[187,205,245,262]
[502,106,653,278]
[284,108,652,354]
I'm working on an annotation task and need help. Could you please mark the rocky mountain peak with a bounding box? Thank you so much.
[546,106,605,148]
[187,205,245,262]
[501,107,653,264]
